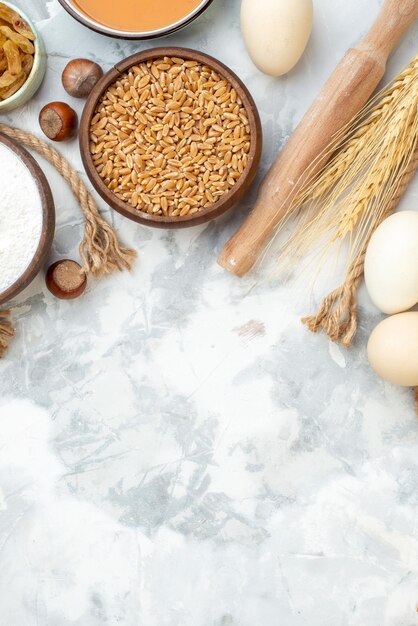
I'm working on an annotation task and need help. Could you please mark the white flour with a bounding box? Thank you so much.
[0,143,43,295]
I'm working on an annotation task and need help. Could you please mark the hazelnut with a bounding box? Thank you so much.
[62,58,103,98]
[46,260,87,299]
[39,102,78,142]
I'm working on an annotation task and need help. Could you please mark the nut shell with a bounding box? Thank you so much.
[62,58,103,98]
[46,259,87,299]
[39,102,78,141]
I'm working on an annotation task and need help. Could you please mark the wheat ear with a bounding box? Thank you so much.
[276,54,418,276]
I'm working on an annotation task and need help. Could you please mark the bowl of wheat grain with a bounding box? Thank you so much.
[80,48,262,228]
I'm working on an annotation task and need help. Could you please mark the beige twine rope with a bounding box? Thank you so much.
[0,124,137,358]
[0,124,137,276]
[302,145,418,348]
[0,311,14,358]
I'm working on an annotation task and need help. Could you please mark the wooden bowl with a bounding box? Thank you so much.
[0,133,55,306]
[80,47,263,229]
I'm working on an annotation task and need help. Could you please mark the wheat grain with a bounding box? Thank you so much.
[90,57,252,218]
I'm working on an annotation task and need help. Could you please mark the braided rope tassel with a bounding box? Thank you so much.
[0,311,14,358]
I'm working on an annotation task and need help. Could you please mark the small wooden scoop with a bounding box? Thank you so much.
[218,0,418,277]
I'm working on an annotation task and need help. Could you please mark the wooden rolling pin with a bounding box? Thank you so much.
[218,0,418,276]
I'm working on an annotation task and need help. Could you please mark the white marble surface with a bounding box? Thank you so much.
[1,1,418,624]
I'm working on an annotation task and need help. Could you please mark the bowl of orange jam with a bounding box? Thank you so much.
[58,0,215,39]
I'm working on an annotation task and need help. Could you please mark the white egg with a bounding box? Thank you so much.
[367,312,418,387]
[241,0,313,77]
[364,211,418,314]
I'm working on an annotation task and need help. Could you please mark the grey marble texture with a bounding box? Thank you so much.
[1,0,417,624]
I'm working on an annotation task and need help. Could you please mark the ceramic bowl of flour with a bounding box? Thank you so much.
[0,133,55,306]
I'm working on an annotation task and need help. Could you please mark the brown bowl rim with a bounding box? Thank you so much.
[79,47,263,229]
[57,0,215,40]
[0,133,55,306]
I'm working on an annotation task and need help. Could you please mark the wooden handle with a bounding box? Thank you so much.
[358,0,418,58]
[218,0,418,277]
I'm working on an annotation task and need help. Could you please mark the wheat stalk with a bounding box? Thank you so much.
[335,118,413,240]
[307,56,418,202]
[276,54,418,278]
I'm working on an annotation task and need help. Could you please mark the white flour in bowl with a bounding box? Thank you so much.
[0,142,43,295]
